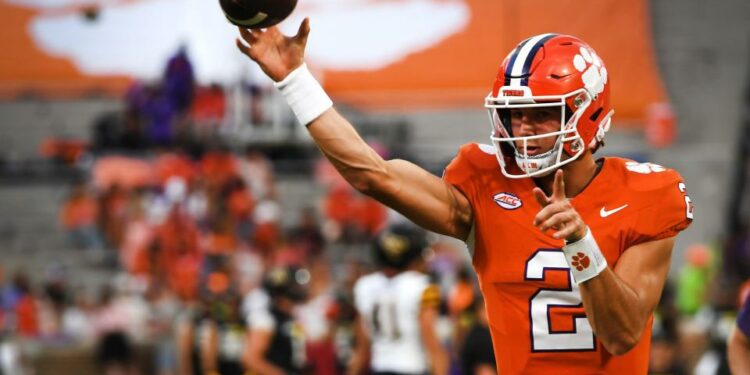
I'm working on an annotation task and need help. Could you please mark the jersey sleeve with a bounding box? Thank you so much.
[442,144,482,203]
[419,284,441,309]
[627,170,693,246]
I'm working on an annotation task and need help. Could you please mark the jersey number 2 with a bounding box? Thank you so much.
[525,249,596,352]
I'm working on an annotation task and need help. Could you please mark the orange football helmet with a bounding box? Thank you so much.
[485,34,614,178]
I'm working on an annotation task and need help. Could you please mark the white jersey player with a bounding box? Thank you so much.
[349,224,447,375]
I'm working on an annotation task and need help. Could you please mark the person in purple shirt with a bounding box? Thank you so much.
[728,294,750,374]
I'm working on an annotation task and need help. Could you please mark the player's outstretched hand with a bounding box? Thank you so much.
[236,18,310,82]
[532,170,587,242]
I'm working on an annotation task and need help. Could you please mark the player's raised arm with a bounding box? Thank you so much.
[236,20,473,240]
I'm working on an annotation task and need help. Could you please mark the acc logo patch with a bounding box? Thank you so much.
[493,192,522,210]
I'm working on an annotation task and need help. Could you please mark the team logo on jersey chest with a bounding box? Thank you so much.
[493,192,522,210]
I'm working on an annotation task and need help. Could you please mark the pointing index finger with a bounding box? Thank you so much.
[552,169,566,201]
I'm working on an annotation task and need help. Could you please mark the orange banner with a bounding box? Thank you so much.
[320,0,667,121]
[0,0,666,123]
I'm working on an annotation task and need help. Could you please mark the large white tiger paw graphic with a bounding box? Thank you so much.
[573,47,607,98]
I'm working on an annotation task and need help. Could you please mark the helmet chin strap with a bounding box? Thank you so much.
[513,135,564,176]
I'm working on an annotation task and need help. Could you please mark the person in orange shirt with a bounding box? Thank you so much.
[236,24,693,373]
[60,182,104,250]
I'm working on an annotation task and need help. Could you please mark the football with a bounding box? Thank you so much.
[219,0,297,29]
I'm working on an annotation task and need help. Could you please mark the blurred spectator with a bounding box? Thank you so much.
[38,273,69,339]
[61,291,94,343]
[352,196,387,239]
[176,269,245,375]
[167,245,202,303]
[252,199,282,255]
[120,193,154,275]
[728,290,750,374]
[157,205,200,270]
[225,178,255,241]
[0,266,6,333]
[676,244,714,316]
[238,148,275,201]
[60,182,104,251]
[448,267,475,364]
[460,297,496,375]
[121,81,149,150]
[298,258,338,375]
[349,224,447,375]
[191,84,226,132]
[11,272,38,337]
[235,250,265,298]
[95,330,135,375]
[321,185,386,243]
[290,207,325,258]
[448,268,474,318]
[187,179,211,226]
[143,283,179,375]
[163,45,195,115]
[99,183,129,250]
[143,85,177,146]
[153,149,196,187]
[92,281,149,375]
[649,332,685,375]
[725,226,750,285]
[322,185,356,242]
[155,206,202,302]
[201,149,238,190]
[92,285,129,337]
[207,211,238,250]
[246,84,267,126]
[203,272,246,375]
[39,137,89,165]
[244,266,308,375]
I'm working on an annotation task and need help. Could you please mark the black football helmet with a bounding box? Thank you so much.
[373,223,428,270]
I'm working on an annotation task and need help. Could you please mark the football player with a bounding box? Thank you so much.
[349,223,447,375]
[244,266,308,375]
[728,295,750,374]
[236,22,693,373]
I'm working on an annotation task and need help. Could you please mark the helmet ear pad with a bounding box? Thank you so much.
[561,87,611,156]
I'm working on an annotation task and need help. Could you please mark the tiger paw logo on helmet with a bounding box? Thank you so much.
[573,47,608,99]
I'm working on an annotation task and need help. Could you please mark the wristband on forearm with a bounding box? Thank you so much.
[273,63,333,126]
[562,227,608,284]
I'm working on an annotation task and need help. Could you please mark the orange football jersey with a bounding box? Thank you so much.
[443,143,693,374]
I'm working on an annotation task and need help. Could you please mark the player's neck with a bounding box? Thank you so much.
[535,152,599,198]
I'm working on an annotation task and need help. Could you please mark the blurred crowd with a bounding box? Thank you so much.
[1,136,493,375]
[6,138,750,374]
[3,140,750,375]
[3,46,750,375]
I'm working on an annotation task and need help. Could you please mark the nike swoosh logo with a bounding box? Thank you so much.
[600,204,628,218]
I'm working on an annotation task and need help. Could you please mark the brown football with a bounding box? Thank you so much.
[219,0,297,29]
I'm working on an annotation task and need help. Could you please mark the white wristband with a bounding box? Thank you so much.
[273,63,333,126]
[562,227,607,284]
